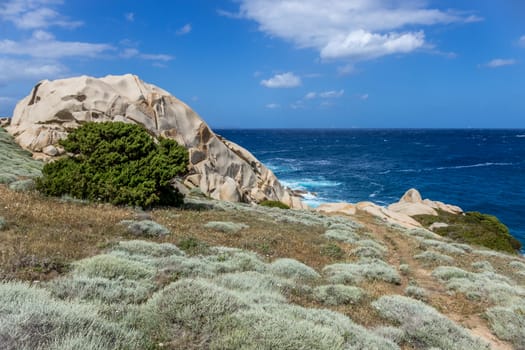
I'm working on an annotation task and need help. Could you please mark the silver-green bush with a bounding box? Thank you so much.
[405,286,428,301]
[324,228,359,243]
[8,179,35,192]
[323,259,401,285]
[313,284,365,305]
[0,282,145,350]
[486,303,525,349]
[47,275,154,304]
[269,258,320,281]
[471,260,494,272]
[414,250,454,264]
[372,295,490,350]
[420,239,467,254]
[204,221,249,234]
[119,219,170,237]
[73,254,156,280]
[115,240,184,258]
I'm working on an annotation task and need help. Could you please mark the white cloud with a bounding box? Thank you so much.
[0,0,82,29]
[120,48,173,62]
[519,35,525,47]
[265,103,280,109]
[0,30,113,59]
[304,92,317,99]
[482,58,517,68]
[304,90,344,100]
[338,63,356,75]
[261,72,301,88]
[319,89,344,98]
[176,23,192,36]
[229,0,476,61]
[0,57,67,83]
[358,93,369,100]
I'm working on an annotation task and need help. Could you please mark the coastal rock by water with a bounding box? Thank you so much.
[388,188,463,217]
[314,189,463,230]
[6,74,305,208]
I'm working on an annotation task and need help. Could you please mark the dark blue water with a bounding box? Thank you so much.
[216,129,525,249]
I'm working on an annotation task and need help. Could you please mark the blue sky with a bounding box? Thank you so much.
[0,0,524,128]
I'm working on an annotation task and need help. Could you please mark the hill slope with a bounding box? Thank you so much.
[1,126,525,349]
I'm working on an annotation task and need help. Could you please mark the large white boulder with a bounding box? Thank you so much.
[7,74,306,208]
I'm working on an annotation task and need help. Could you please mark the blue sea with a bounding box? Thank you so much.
[217,129,525,250]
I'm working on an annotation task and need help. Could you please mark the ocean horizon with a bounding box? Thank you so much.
[217,128,525,252]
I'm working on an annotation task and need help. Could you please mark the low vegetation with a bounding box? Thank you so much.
[259,200,290,209]
[0,127,42,184]
[1,129,525,349]
[414,209,522,253]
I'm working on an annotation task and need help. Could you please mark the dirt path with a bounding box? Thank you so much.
[355,215,513,350]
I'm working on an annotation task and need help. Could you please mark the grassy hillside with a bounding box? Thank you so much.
[1,127,525,349]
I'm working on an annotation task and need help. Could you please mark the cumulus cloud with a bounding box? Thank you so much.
[482,58,517,68]
[265,103,280,109]
[227,0,476,61]
[261,72,301,88]
[176,23,192,36]
[0,0,82,29]
[0,30,113,59]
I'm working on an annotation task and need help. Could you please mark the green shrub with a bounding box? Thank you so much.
[269,258,320,281]
[313,284,365,305]
[119,219,170,237]
[36,122,188,208]
[259,200,290,209]
[414,210,521,253]
[320,243,345,259]
[204,221,249,234]
[372,295,490,350]
[178,236,208,254]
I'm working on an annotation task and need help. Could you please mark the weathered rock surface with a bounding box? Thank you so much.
[388,188,463,217]
[7,74,306,208]
[314,189,463,229]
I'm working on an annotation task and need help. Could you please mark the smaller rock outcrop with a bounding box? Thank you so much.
[314,188,463,230]
[388,189,463,217]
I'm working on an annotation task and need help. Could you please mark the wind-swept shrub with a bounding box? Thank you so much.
[36,122,188,208]
[324,229,359,243]
[259,200,290,209]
